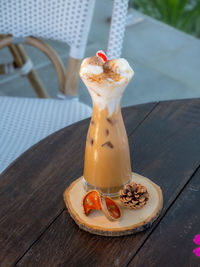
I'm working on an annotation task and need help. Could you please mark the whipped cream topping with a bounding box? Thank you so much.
[80,56,134,115]
[80,58,103,75]
[111,58,133,78]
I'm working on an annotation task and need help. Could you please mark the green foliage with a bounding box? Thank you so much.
[132,0,200,37]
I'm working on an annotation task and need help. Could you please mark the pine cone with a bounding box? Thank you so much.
[119,182,149,209]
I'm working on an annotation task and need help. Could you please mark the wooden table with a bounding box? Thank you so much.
[0,99,200,266]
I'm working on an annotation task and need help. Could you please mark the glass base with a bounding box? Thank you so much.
[82,177,131,198]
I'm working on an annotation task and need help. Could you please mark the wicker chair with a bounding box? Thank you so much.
[0,96,92,173]
[0,0,129,173]
[0,0,129,97]
[0,0,96,97]
[107,0,129,59]
[0,0,96,172]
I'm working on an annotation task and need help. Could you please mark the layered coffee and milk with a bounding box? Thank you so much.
[80,53,134,196]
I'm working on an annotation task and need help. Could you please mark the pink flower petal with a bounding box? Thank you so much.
[193,247,200,257]
[193,235,200,245]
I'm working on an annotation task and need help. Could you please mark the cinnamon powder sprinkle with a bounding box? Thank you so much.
[87,56,104,66]
[86,58,122,83]
[102,141,114,149]
[88,72,121,83]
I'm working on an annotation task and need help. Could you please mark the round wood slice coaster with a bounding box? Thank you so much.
[63,172,163,236]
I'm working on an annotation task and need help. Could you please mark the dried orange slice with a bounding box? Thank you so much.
[101,196,121,221]
[82,190,101,216]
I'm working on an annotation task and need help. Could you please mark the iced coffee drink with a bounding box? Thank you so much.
[80,52,134,196]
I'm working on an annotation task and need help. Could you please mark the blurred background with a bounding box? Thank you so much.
[0,0,200,107]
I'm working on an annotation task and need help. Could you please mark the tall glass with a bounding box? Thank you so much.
[80,56,134,197]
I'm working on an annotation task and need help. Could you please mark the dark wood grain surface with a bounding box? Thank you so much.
[0,100,199,267]
[131,167,200,267]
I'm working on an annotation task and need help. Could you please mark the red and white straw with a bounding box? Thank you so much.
[96,50,108,62]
